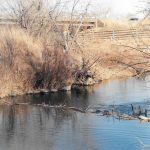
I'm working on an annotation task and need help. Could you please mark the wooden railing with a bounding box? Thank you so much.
[77,28,150,41]
[0,18,149,41]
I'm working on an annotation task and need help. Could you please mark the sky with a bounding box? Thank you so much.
[0,0,147,19]
[62,0,147,19]
[89,0,146,19]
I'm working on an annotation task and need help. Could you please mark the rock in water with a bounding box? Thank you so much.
[61,85,72,91]
[84,78,95,86]
[103,110,112,115]
[96,109,101,113]
[51,89,58,92]
[139,115,150,120]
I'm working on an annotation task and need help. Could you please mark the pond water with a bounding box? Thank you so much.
[1,77,150,150]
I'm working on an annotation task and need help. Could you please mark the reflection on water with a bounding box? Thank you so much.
[0,105,79,150]
[1,77,150,150]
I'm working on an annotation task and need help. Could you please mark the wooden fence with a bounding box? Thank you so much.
[77,28,150,41]
[0,18,150,41]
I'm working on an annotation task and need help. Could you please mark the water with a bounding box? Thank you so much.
[1,77,150,150]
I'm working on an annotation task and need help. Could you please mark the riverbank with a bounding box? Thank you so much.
[0,26,150,99]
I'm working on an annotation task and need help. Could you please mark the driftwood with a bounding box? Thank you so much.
[131,104,147,117]
[13,102,86,113]
[139,115,150,121]
[1,102,150,121]
[117,114,135,120]
[15,103,30,105]
[33,104,86,113]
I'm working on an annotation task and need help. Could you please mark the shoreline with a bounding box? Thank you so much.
[0,74,134,100]
[0,26,149,100]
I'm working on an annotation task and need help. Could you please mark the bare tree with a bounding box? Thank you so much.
[2,0,90,53]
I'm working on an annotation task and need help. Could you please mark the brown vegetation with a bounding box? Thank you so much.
[0,0,89,98]
[0,27,75,98]
[1,25,150,98]
[0,0,150,99]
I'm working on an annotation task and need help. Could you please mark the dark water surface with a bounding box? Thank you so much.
[1,77,150,150]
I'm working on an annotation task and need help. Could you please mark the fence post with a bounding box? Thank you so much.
[136,28,139,39]
[112,30,115,40]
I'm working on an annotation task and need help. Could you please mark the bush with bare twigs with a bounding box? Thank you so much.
[34,46,73,90]
[0,27,75,98]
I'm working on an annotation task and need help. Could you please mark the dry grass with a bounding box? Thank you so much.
[102,19,150,29]
[74,33,150,81]
[0,27,43,97]
[102,19,138,29]
[34,47,73,89]
[0,24,150,98]
[0,27,74,98]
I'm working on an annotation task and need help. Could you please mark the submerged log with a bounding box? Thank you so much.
[103,110,113,115]
[34,103,86,113]
[68,107,85,113]
[15,103,29,105]
[118,114,135,120]
[1,101,149,121]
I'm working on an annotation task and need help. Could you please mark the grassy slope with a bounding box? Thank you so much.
[0,24,150,98]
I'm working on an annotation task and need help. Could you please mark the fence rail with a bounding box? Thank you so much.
[0,19,149,41]
[77,28,150,41]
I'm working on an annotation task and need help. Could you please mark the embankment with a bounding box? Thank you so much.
[0,27,150,98]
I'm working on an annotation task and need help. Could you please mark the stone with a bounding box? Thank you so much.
[103,110,112,115]
[84,78,95,86]
[27,90,34,94]
[95,109,101,113]
[40,89,49,93]
[60,85,72,91]
[33,90,41,94]
[51,89,58,92]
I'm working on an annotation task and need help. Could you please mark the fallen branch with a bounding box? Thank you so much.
[139,115,150,121]
[15,103,30,105]
[33,103,86,113]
